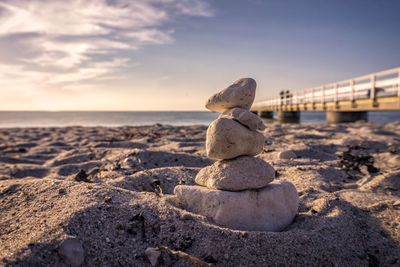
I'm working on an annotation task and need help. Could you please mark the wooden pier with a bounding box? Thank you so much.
[251,67,400,123]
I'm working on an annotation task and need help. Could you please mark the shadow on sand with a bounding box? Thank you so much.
[2,184,399,266]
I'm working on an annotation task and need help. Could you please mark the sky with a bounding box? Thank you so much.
[0,0,399,111]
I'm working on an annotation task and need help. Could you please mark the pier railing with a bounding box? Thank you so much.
[253,67,400,109]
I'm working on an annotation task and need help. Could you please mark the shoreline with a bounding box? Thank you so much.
[1,123,399,265]
[0,111,400,128]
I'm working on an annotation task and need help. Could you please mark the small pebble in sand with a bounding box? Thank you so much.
[74,169,91,183]
[122,157,137,168]
[58,188,66,195]
[58,238,84,266]
[278,150,297,160]
[179,212,195,221]
[145,247,161,266]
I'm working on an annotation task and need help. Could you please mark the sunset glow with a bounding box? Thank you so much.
[0,0,399,110]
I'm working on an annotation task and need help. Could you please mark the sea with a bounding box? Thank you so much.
[0,111,399,128]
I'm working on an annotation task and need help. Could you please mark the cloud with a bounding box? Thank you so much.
[172,0,215,17]
[47,58,130,84]
[0,0,213,92]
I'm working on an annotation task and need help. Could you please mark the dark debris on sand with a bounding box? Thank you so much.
[338,144,380,177]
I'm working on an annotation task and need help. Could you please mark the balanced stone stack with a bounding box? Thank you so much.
[174,78,299,232]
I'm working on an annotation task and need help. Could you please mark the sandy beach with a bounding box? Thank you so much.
[0,122,399,266]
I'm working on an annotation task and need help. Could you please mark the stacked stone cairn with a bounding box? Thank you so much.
[174,78,299,231]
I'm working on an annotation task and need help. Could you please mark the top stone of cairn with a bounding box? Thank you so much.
[206,78,256,113]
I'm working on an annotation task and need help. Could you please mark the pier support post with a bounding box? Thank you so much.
[258,111,273,119]
[326,111,368,124]
[278,111,300,123]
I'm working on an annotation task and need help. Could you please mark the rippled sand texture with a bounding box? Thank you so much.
[0,123,399,266]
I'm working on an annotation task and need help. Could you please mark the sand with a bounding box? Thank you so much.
[0,122,399,266]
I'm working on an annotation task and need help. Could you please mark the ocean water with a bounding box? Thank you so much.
[0,111,220,128]
[0,111,399,128]
[298,111,400,124]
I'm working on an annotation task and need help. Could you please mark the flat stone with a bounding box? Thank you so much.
[174,181,299,232]
[58,238,84,266]
[206,78,256,113]
[145,247,161,266]
[220,108,266,131]
[278,150,297,159]
[195,156,275,191]
[206,118,264,160]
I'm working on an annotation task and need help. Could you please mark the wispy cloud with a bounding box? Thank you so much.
[0,0,213,91]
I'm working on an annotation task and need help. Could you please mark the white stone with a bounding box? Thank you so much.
[58,238,84,266]
[220,108,266,131]
[122,157,137,168]
[206,118,264,160]
[174,181,299,232]
[205,78,256,113]
[278,150,297,159]
[195,156,275,191]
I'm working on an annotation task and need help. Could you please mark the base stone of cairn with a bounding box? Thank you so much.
[174,78,299,232]
[175,182,298,232]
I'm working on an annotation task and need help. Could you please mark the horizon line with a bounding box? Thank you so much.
[0,110,211,112]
